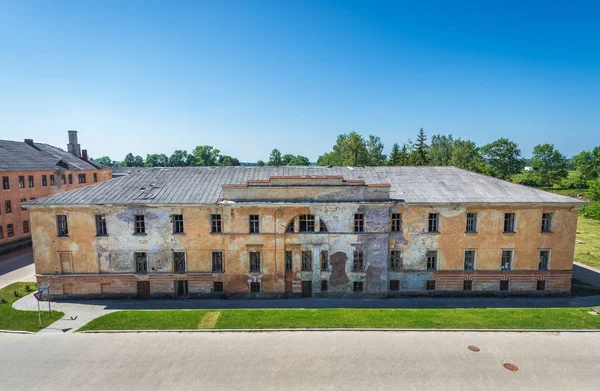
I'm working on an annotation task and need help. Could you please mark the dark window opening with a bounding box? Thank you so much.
[302,250,312,271]
[93,173,98,182]
[504,213,515,233]
[299,214,315,232]
[22,220,29,234]
[95,215,107,236]
[5,200,12,214]
[18,176,25,188]
[249,215,260,234]
[212,252,223,272]
[391,213,402,232]
[214,281,224,293]
[537,280,546,291]
[353,250,364,271]
[42,175,48,187]
[285,251,293,271]
[7,224,14,237]
[249,252,261,272]
[2,176,9,190]
[538,250,550,271]
[50,175,55,186]
[286,220,294,233]
[466,213,477,233]
[172,214,184,234]
[20,198,27,211]
[321,280,328,292]
[389,280,400,291]
[211,214,222,233]
[28,175,34,187]
[353,281,364,292]
[428,213,439,233]
[501,250,513,270]
[426,280,436,290]
[174,252,186,273]
[56,215,68,237]
[464,250,475,271]
[463,280,473,291]
[68,174,73,184]
[354,213,364,232]
[389,250,402,270]
[541,213,553,233]
[500,280,509,291]
[135,252,147,273]
[174,280,188,297]
[0,226,3,239]
[78,173,86,184]
[320,250,329,271]
[134,215,145,234]
[61,174,66,185]
[426,250,437,270]
[250,282,261,293]
[319,219,328,232]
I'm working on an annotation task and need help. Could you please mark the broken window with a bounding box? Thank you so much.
[5,200,12,214]
[466,213,477,233]
[537,280,546,291]
[95,215,107,236]
[426,250,437,270]
[172,214,184,234]
[56,215,68,237]
[320,250,329,271]
[174,252,186,273]
[285,251,293,271]
[302,251,312,271]
[2,176,9,189]
[20,198,26,211]
[286,219,294,233]
[389,250,402,270]
[426,280,436,290]
[28,175,34,187]
[174,280,188,297]
[391,213,402,232]
[212,251,223,272]
[78,173,86,184]
[321,280,328,292]
[541,213,553,233]
[211,214,222,233]
[503,213,515,233]
[93,173,98,182]
[464,250,475,271]
[500,280,509,291]
[389,280,400,291]
[250,282,261,293]
[134,214,145,234]
[22,221,29,234]
[354,213,364,232]
[214,281,224,292]
[353,281,363,292]
[7,224,14,237]
[68,174,73,184]
[249,215,260,234]
[42,175,48,187]
[538,250,550,271]
[61,174,66,185]
[463,280,473,291]
[319,219,328,233]
[50,175,55,186]
[249,252,261,272]
[299,214,315,232]
[353,250,364,271]
[428,213,439,233]
[135,252,147,273]
[18,176,25,188]
[501,250,513,270]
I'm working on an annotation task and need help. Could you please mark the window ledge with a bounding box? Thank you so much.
[172,232,186,235]
[96,234,108,238]
[503,231,516,234]
[427,231,440,235]
[56,235,70,238]
[211,232,223,234]
[133,233,147,236]
[541,231,553,234]
[212,270,225,274]
[464,231,478,234]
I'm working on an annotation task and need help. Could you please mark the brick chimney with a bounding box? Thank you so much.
[67,130,81,157]
[24,139,34,146]
[82,149,88,161]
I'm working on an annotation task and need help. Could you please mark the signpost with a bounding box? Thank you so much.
[39,285,51,318]
[34,285,52,327]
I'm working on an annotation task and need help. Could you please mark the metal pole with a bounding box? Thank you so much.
[37,299,41,328]
[48,291,51,318]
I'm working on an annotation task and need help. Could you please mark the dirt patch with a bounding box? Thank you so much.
[198,311,221,329]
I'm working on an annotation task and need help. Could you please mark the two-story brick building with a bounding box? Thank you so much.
[24,166,582,299]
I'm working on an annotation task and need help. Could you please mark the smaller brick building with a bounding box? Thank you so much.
[0,131,112,249]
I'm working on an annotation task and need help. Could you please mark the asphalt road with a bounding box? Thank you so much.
[1,331,599,390]
[0,251,34,289]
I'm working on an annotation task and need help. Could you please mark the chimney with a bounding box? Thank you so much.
[24,139,34,146]
[67,130,81,157]
[82,149,88,161]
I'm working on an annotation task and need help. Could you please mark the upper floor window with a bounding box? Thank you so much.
[249,215,260,234]
[389,250,402,269]
[18,176,25,188]
[2,176,9,190]
[61,174,66,185]
[299,215,315,232]
[68,174,73,184]
[285,251,293,271]
[501,249,513,270]
[286,219,295,233]
[302,251,312,271]
[174,252,186,273]
[7,224,14,237]
[464,250,475,271]
[353,250,364,271]
[0,226,3,239]
[135,252,147,273]
[5,200,12,214]
[541,213,553,233]
[428,213,439,233]
[20,198,27,211]
[320,250,329,271]
[93,173,98,182]
[172,214,184,234]
[249,252,261,272]
[50,175,55,186]
[56,215,68,237]
[287,216,329,233]
[354,213,364,232]
[28,175,34,188]
[212,251,223,272]
[466,213,477,233]
[538,250,550,271]
[503,213,515,233]
[134,214,145,234]
[319,219,328,232]
[78,173,86,184]
[426,250,438,270]
[211,214,222,233]
[391,213,402,232]
[95,215,107,236]
[42,175,48,187]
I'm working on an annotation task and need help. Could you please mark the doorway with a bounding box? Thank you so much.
[174,280,188,298]
[137,281,150,299]
[301,281,312,298]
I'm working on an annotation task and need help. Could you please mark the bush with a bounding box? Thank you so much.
[13,290,21,298]
[589,180,600,202]
[1,298,7,304]
[25,285,34,293]
[581,202,600,221]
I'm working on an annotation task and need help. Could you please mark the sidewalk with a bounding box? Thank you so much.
[0,252,35,289]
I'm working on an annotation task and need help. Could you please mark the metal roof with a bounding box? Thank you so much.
[0,139,104,171]
[23,166,583,206]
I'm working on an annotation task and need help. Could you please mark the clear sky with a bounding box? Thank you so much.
[0,0,598,162]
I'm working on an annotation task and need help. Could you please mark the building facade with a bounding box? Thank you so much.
[0,131,112,249]
[25,166,581,299]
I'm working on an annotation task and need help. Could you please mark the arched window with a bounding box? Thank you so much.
[285,215,329,233]
[286,220,294,233]
[319,219,328,232]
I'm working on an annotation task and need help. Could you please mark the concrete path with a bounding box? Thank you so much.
[0,251,34,289]
[573,262,600,288]
[1,331,599,390]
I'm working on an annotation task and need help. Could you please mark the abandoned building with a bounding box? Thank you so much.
[24,166,582,299]
[0,131,112,250]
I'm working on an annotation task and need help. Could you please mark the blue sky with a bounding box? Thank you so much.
[0,0,598,162]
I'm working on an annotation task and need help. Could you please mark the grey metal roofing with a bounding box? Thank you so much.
[0,139,104,171]
[24,166,583,206]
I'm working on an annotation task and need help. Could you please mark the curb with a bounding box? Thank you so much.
[0,330,36,335]
[78,328,600,334]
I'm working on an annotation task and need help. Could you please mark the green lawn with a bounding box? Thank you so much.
[78,307,600,331]
[0,282,64,332]
[575,216,600,269]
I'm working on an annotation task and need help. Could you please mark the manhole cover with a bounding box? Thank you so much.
[467,345,480,352]
[503,363,519,372]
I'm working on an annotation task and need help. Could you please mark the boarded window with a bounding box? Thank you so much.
[504,213,515,233]
[95,215,107,236]
[500,280,509,291]
[249,252,261,272]
[78,173,86,184]
[466,213,477,233]
[353,281,363,292]
[299,215,315,232]
[211,214,222,233]
[56,215,68,236]
[354,213,364,232]
[501,250,513,270]
[426,280,436,290]
[174,252,186,273]
[42,175,48,186]
[428,213,439,233]
[353,250,364,271]
[538,250,550,271]
[134,215,145,234]
[426,250,437,270]
[285,251,293,271]
[302,251,312,271]
[463,280,473,291]
[22,221,29,234]
[214,281,224,292]
[389,280,400,291]
[135,252,148,273]
[464,250,475,271]
[389,250,402,269]
[212,251,223,272]
[541,213,553,232]
[391,213,402,232]
[250,282,260,293]
[172,214,184,234]
[320,251,329,271]
[249,215,260,233]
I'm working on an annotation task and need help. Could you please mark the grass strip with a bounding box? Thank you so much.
[0,282,64,332]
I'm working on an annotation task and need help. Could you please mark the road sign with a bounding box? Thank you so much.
[33,291,43,301]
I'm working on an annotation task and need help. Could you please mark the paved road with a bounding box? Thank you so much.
[573,262,600,288]
[1,331,599,390]
[0,251,34,289]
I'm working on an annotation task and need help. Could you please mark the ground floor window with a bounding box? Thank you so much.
[500,280,509,291]
[353,281,363,292]
[426,280,436,290]
[214,281,224,293]
[537,280,546,291]
[321,280,328,292]
[389,280,400,291]
[250,282,261,293]
[463,280,473,291]
[174,280,188,297]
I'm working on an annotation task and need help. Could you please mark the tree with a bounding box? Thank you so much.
[268,149,283,166]
[480,138,524,179]
[316,132,370,166]
[366,135,386,166]
[316,152,336,166]
[573,149,599,180]
[133,155,144,167]
[217,155,240,166]
[530,144,568,187]
[281,154,295,166]
[168,150,192,167]
[193,145,220,166]
[288,155,310,166]
[410,128,430,166]
[450,140,485,172]
[122,153,144,167]
[389,143,401,165]
[94,156,113,167]
[145,153,168,167]
[429,134,454,166]
[589,179,600,201]
[256,160,265,166]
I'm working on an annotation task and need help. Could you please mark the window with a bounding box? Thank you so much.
[250,282,261,293]
[388,250,401,269]
[214,281,224,292]
[42,175,48,187]
[538,250,550,271]
[503,213,515,233]
[135,252,148,273]
[353,250,364,271]
[285,251,293,271]
[299,214,315,232]
[7,224,14,237]
[391,213,402,232]
[78,173,86,184]
[464,250,475,271]
[426,250,437,270]
[0,226,3,239]
[174,252,186,273]
[466,213,477,233]
[463,280,473,291]
[541,213,553,233]
[22,221,29,234]
[500,280,509,291]
[353,281,363,292]
[501,250,513,270]
[2,176,9,190]
[319,219,328,232]
[20,198,27,211]
[172,214,184,234]
[354,213,364,232]
[28,175,34,187]
[18,176,25,188]
[286,220,294,233]
[426,280,436,290]
[61,174,66,185]
[321,280,328,292]
[537,280,546,291]
[389,280,400,291]
[5,200,12,214]
[56,215,68,236]
[93,173,98,182]
[212,252,223,272]
[68,174,73,184]
[134,215,145,234]
[174,280,188,297]
[249,252,261,272]
[320,250,329,271]
[211,214,222,233]
[428,213,439,233]
[249,215,260,234]
[50,175,55,186]
[302,251,312,271]
[95,215,107,236]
